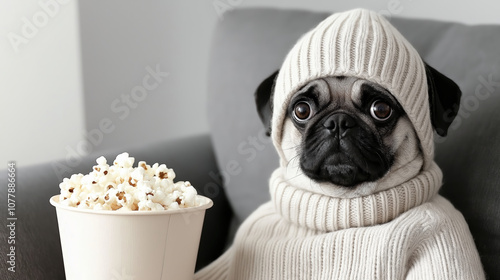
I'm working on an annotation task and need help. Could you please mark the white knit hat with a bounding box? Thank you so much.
[271,8,434,170]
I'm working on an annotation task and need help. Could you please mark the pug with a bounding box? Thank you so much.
[195,8,485,280]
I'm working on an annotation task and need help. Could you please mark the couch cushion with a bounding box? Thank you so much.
[207,7,500,278]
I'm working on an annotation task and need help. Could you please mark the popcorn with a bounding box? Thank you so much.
[58,152,203,211]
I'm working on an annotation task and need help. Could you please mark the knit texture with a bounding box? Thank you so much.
[195,166,485,279]
[271,163,442,232]
[271,8,434,169]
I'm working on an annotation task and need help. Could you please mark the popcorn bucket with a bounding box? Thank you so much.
[50,195,213,280]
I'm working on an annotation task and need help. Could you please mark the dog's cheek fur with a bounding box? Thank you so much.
[374,116,424,192]
[383,117,420,167]
[281,118,303,166]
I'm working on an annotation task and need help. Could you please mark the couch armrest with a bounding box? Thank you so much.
[0,133,232,279]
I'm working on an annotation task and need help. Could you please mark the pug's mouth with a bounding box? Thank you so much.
[300,143,390,187]
[302,157,373,187]
[297,119,393,188]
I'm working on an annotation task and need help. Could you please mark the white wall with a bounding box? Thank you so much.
[77,0,217,155]
[2,0,499,167]
[0,0,84,167]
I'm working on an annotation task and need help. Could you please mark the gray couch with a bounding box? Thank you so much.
[1,8,499,279]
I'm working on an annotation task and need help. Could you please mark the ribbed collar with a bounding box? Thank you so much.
[270,162,442,232]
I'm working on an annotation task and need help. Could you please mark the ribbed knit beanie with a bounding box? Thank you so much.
[272,8,434,170]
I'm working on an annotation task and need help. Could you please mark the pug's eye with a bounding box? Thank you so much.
[370,100,392,121]
[294,102,312,121]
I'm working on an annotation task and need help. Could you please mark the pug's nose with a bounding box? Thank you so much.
[323,113,357,136]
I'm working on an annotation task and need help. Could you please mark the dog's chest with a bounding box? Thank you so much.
[228,202,424,279]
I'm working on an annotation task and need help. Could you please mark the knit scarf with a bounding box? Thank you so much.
[270,161,442,232]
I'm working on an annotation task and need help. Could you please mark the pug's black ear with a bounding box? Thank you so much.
[255,70,279,136]
[425,63,462,137]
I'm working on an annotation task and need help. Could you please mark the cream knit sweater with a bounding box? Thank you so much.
[195,164,484,279]
[195,9,485,279]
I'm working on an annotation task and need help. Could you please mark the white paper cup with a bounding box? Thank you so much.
[50,195,213,280]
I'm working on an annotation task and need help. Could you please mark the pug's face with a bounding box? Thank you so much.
[255,64,461,193]
[284,76,412,187]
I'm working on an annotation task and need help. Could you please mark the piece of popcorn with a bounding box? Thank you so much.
[113,152,134,168]
[96,156,107,166]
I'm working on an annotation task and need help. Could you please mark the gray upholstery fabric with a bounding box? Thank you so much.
[207,8,500,278]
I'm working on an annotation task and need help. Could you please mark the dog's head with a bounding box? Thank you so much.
[254,10,461,196]
[285,76,407,187]
[256,67,460,193]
